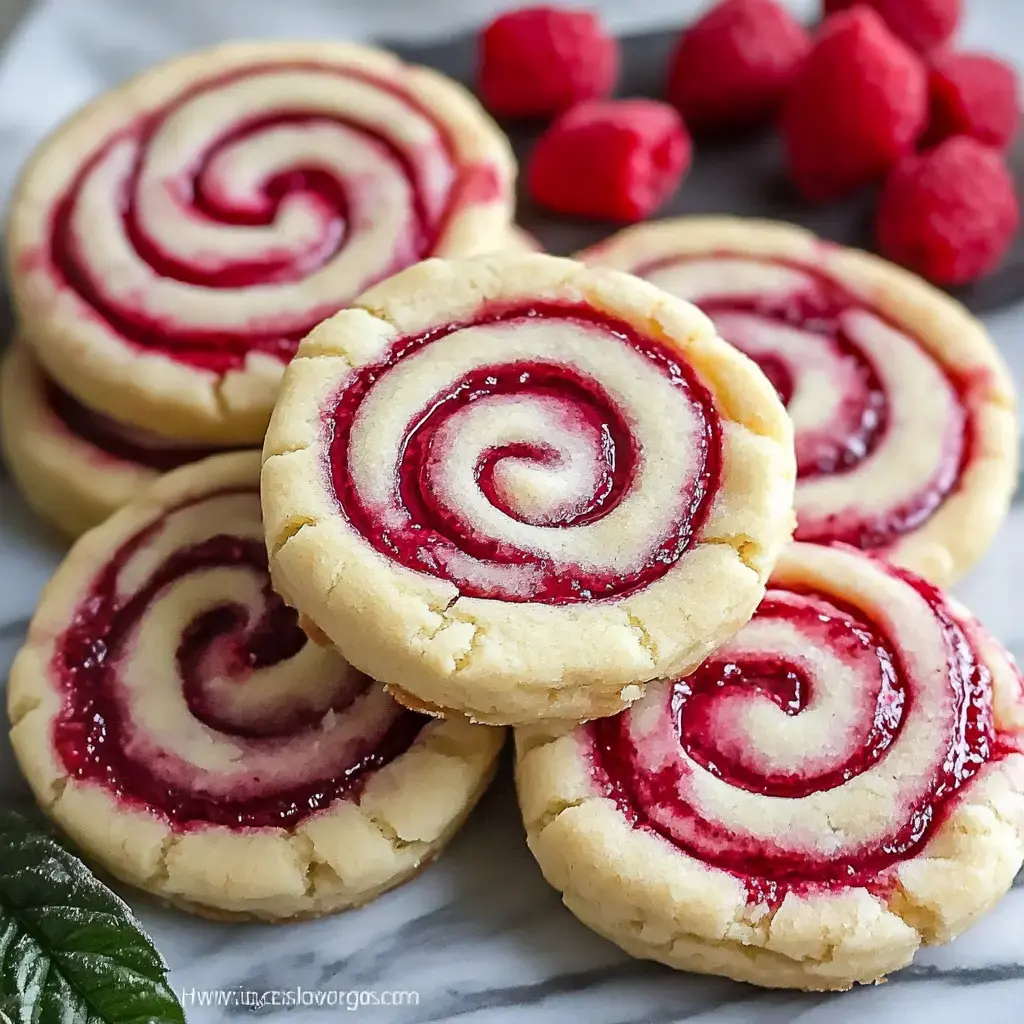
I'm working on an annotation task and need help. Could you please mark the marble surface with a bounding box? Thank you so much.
[2,1,1024,1021]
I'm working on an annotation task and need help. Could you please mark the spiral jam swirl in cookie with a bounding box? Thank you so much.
[52,485,424,829]
[33,59,503,371]
[632,254,967,550]
[328,304,722,603]
[588,560,1008,903]
[266,254,793,722]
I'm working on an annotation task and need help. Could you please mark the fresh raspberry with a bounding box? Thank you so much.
[477,6,619,118]
[667,0,811,133]
[782,8,928,202]
[925,52,1020,151]
[876,137,1019,285]
[527,100,691,221]
[822,0,961,54]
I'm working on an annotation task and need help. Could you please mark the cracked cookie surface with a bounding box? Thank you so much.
[7,451,504,920]
[261,252,796,725]
[514,541,1024,990]
[6,40,515,445]
[580,217,1018,586]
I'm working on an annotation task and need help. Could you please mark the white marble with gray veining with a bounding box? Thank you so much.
[1,1,1024,1021]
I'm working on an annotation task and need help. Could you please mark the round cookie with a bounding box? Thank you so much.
[580,217,1018,586]
[1,343,228,537]
[7,40,516,445]
[7,451,504,921]
[262,252,796,725]
[515,541,1024,991]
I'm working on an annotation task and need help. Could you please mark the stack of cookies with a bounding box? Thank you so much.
[6,41,1024,994]
[1,41,517,537]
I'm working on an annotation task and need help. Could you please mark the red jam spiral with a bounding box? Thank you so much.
[588,564,1005,903]
[52,486,424,830]
[327,304,722,604]
[33,59,504,372]
[637,254,969,550]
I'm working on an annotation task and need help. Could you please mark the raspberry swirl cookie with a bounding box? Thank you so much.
[7,452,503,920]
[7,41,515,444]
[515,542,1024,990]
[262,253,795,725]
[580,218,1018,585]
[1,344,230,537]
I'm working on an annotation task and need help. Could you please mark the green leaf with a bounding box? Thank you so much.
[0,811,184,1024]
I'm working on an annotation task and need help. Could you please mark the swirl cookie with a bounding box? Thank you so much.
[580,218,1018,585]
[262,252,796,725]
[516,542,1024,990]
[7,41,515,445]
[7,452,504,921]
[1,343,229,537]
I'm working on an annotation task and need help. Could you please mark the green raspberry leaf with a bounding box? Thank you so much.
[0,810,184,1023]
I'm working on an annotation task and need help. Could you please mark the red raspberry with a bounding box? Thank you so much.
[477,6,619,118]
[527,100,691,221]
[876,136,1019,285]
[925,52,1020,151]
[822,0,961,54]
[667,0,811,133]
[782,8,927,202]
